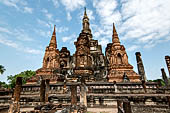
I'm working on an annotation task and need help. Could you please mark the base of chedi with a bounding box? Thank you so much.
[108,69,140,82]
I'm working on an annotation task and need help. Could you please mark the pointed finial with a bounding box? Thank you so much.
[84,7,86,14]
[53,25,56,35]
[112,23,120,44]
[83,7,88,18]
[113,23,117,34]
[49,25,57,48]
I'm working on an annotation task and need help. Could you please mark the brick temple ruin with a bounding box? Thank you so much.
[0,9,170,113]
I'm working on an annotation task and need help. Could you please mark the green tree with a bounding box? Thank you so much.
[0,65,6,75]
[0,81,8,88]
[7,70,36,89]
[148,79,165,86]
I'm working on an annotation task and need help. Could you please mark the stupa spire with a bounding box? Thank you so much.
[82,7,91,34]
[49,25,57,48]
[112,23,120,45]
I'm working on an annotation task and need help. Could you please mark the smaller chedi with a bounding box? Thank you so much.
[106,24,140,82]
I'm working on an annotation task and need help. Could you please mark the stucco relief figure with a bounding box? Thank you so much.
[123,53,128,65]
[84,56,88,65]
[80,56,85,67]
[88,56,92,66]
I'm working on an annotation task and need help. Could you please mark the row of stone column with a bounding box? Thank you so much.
[136,52,170,88]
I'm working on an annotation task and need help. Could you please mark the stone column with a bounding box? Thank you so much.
[123,101,132,113]
[117,100,123,113]
[165,56,170,77]
[14,77,22,102]
[142,80,147,93]
[167,96,170,108]
[45,79,50,103]
[135,52,147,81]
[80,77,87,107]
[40,80,46,103]
[11,77,22,112]
[114,81,117,93]
[71,85,77,106]
[63,81,67,93]
[161,68,169,86]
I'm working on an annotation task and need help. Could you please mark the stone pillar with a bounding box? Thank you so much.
[123,101,132,113]
[40,80,46,103]
[45,79,50,103]
[63,81,67,93]
[117,100,123,113]
[71,85,77,106]
[114,81,117,93]
[167,96,170,108]
[165,56,170,77]
[12,77,22,112]
[80,77,87,107]
[142,80,147,93]
[135,52,147,81]
[161,68,169,86]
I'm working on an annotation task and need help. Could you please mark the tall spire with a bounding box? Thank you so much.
[49,25,57,48]
[82,7,91,34]
[112,23,120,45]
[84,7,87,18]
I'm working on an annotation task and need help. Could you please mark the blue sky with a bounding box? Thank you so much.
[0,0,170,82]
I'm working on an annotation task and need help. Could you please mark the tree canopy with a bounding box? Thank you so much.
[7,70,36,89]
[0,65,6,75]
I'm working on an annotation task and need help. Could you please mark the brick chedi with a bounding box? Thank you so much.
[36,25,60,81]
[106,24,140,82]
[73,8,93,76]
[27,25,62,84]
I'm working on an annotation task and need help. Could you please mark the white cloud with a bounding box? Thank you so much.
[62,34,76,42]
[42,8,53,20]
[61,0,86,21]
[24,48,42,54]
[13,29,34,41]
[23,7,33,14]
[98,38,109,48]
[51,0,59,8]
[34,29,51,38]
[0,0,19,10]
[0,26,33,42]
[127,45,140,52]
[92,0,170,49]
[0,27,12,34]
[93,0,120,25]
[79,9,95,21]
[67,12,72,21]
[61,0,86,11]
[0,0,34,14]
[120,0,170,48]
[37,19,51,28]
[56,27,69,33]
[0,37,42,55]
[0,37,19,48]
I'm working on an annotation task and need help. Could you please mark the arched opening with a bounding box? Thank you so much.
[46,57,50,68]
[117,53,122,64]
